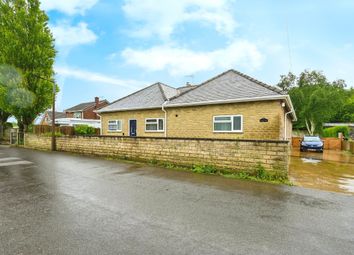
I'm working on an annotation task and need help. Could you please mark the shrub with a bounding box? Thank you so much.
[322,126,350,138]
[74,125,96,135]
[254,164,267,179]
[192,165,218,174]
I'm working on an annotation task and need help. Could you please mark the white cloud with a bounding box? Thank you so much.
[121,40,264,76]
[51,22,97,47]
[122,0,237,40]
[41,0,99,15]
[55,66,146,89]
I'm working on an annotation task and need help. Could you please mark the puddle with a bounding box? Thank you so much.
[301,158,322,164]
[289,149,354,194]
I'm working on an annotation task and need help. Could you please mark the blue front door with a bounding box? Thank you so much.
[129,120,137,137]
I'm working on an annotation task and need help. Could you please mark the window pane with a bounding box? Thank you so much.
[108,124,117,131]
[146,123,157,130]
[146,119,156,123]
[117,121,122,130]
[214,122,232,131]
[158,119,164,130]
[215,116,231,121]
[233,116,242,131]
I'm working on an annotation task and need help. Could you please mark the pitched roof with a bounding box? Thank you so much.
[97,69,294,119]
[97,82,178,113]
[177,84,198,94]
[65,100,108,112]
[167,69,283,106]
[46,111,66,120]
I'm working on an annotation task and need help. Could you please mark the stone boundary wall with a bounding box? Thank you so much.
[24,134,290,176]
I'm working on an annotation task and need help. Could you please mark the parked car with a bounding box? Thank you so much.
[300,136,324,152]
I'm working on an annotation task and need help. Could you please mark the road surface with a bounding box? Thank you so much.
[0,146,353,255]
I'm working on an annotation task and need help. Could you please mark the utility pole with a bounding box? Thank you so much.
[51,83,56,151]
[33,74,57,151]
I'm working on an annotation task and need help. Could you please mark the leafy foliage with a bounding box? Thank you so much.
[0,0,56,131]
[74,125,97,135]
[322,126,350,138]
[192,165,218,174]
[277,70,352,135]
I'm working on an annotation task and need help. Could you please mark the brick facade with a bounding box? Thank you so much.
[24,134,290,176]
[100,100,293,140]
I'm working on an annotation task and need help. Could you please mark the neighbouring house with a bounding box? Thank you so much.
[37,97,109,128]
[38,111,66,126]
[53,97,109,128]
[97,70,297,140]
[65,97,109,119]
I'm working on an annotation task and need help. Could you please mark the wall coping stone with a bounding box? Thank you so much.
[47,134,289,144]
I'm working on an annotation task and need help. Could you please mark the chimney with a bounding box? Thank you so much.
[95,97,99,108]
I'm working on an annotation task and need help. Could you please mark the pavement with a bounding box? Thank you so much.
[0,146,354,255]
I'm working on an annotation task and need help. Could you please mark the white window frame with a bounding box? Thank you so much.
[213,115,243,133]
[145,118,164,132]
[73,111,82,119]
[108,120,122,132]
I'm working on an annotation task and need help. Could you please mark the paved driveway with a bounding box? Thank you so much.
[289,149,354,194]
[1,146,354,255]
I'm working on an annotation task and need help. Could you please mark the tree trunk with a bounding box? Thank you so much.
[0,121,3,143]
[305,118,316,136]
[18,122,24,133]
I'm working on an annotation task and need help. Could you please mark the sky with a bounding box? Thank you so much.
[41,0,354,111]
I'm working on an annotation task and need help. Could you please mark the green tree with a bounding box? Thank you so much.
[0,0,56,132]
[278,70,349,135]
[277,72,296,92]
[332,90,354,122]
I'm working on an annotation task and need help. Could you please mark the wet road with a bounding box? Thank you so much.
[1,146,354,255]
[290,149,354,194]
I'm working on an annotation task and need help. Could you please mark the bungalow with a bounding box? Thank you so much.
[97,70,297,140]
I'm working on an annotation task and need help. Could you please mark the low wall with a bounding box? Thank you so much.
[24,134,290,176]
[292,137,342,150]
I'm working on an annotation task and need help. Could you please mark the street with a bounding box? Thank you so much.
[0,146,354,255]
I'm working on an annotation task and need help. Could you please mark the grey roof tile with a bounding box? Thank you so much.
[98,83,178,112]
[46,111,66,120]
[65,100,108,112]
[167,70,283,106]
[98,69,284,113]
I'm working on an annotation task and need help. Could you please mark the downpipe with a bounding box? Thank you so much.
[162,100,169,138]
[284,110,293,140]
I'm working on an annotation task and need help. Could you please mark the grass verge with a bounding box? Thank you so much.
[136,158,292,186]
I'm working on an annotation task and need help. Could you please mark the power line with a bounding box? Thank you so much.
[285,5,293,73]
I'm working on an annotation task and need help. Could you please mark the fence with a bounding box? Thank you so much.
[32,125,100,136]
[350,141,354,153]
[292,136,342,150]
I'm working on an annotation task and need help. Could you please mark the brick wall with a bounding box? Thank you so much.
[24,134,290,176]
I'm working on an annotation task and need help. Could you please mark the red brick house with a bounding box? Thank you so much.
[65,97,109,119]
